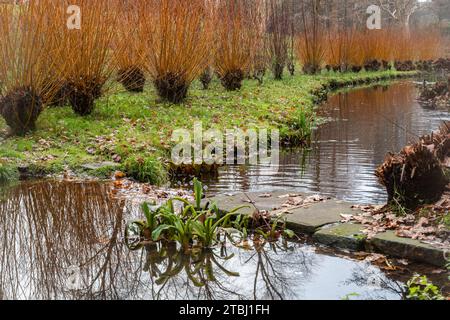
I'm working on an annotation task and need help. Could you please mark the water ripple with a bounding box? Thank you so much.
[205,81,450,204]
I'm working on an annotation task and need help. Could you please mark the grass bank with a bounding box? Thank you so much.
[0,70,415,183]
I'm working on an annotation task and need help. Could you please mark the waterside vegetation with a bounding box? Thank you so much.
[0,70,414,182]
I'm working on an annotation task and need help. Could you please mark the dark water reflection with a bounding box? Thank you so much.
[0,181,129,299]
[0,180,416,300]
[203,82,450,204]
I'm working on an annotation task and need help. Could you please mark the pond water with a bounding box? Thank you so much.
[202,81,450,204]
[0,180,447,300]
[0,80,448,300]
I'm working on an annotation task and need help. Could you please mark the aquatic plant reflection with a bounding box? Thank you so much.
[135,239,315,300]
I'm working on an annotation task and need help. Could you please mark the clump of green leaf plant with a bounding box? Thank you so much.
[87,165,119,179]
[0,163,18,184]
[125,179,295,252]
[125,178,246,252]
[406,274,445,300]
[282,107,314,145]
[442,212,450,229]
[252,212,295,242]
[122,156,167,185]
[389,188,410,216]
[125,201,161,250]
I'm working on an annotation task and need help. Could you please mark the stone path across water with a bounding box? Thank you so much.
[205,191,448,267]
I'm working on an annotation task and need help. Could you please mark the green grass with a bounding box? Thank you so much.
[0,70,415,183]
[0,162,19,183]
[443,212,450,229]
[123,155,167,185]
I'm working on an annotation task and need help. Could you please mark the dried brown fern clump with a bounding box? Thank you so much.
[0,1,62,135]
[433,58,450,72]
[138,0,214,103]
[376,122,450,210]
[422,122,450,165]
[418,79,450,109]
[214,0,261,91]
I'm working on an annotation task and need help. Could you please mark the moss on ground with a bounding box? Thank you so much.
[0,70,415,183]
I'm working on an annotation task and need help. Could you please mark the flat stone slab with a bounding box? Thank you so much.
[81,162,121,171]
[206,192,361,235]
[206,191,449,267]
[204,191,298,215]
[313,223,366,251]
[370,231,448,267]
[286,201,361,234]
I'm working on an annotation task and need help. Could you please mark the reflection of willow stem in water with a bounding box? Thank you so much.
[346,265,405,300]
[250,242,303,300]
[0,181,140,300]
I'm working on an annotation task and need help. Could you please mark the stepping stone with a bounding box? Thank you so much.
[245,191,298,211]
[286,201,361,234]
[313,223,366,251]
[370,231,448,267]
[204,194,255,215]
[205,191,300,215]
[207,193,362,235]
